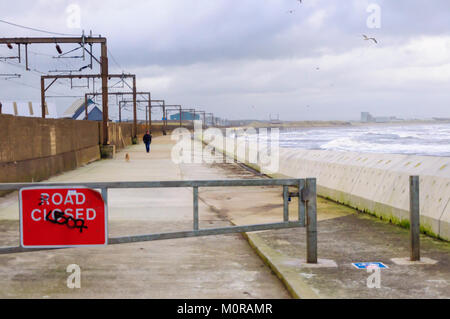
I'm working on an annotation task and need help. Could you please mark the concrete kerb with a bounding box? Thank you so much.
[240,230,319,299]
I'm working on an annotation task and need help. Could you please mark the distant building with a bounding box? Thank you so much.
[361,112,402,123]
[170,111,199,121]
[0,101,57,118]
[361,112,373,122]
[433,117,450,121]
[62,98,103,121]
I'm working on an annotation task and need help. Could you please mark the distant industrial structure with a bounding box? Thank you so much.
[361,112,403,123]
[170,111,200,121]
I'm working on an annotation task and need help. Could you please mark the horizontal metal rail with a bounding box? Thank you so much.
[0,221,304,255]
[0,179,302,191]
[0,178,317,263]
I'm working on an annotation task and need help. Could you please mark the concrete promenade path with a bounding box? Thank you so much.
[0,135,290,298]
[1,134,449,299]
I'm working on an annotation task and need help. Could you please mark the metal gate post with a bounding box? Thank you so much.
[101,188,108,205]
[298,179,305,226]
[283,185,289,222]
[409,176,420,261]
[306,178,317,264]
[193,186,199,231]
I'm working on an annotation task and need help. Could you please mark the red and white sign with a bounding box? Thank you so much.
[19,187,108,248]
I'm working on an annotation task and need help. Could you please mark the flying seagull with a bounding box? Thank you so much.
[362,34,378,44]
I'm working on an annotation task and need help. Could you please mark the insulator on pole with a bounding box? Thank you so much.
[55,44,63,54]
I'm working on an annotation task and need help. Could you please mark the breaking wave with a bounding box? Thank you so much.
[276,123,450,157]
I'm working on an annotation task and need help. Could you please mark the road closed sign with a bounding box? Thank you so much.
[19,187,108,248]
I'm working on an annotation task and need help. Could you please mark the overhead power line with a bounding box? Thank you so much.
[0,19,81,36]
[107,49,123,71]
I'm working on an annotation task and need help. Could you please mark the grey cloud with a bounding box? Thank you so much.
[1,0,450,120]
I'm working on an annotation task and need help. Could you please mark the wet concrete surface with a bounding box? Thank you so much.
[196,161,450,299]
[1,134,449,299]
[0,136,290,299]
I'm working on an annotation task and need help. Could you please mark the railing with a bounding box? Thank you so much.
[0,178,318,263]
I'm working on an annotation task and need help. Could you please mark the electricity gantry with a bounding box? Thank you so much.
[0,36,113,144]
[0,35,220,142]
[164,105,183,127]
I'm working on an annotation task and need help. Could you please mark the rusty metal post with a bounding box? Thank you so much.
[145,102,148,129]
[40,77,46,118]
[100,41,109,145]
[84,94,89,120]
[0,102,2,114]
[147,97,151,130]
[149,95,152,130]
[163,100,166,130]
[132,75,137,138]
[410,176,420,261]
[119,101,122,123]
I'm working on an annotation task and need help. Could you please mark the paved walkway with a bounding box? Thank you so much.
[0,136,289,298]
[1,135,449,299]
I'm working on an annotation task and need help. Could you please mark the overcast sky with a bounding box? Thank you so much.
[1,0,450,121]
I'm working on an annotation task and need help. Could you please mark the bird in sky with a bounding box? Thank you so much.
[362,34,378,44]
[287,10,295,14]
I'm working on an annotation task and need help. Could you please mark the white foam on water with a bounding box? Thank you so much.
[258,123,450,157]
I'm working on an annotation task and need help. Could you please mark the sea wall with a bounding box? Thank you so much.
[206,134,450,241]
[276,149,450,241]
[0,114,101,191]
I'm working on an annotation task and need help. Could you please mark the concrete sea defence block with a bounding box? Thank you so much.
[277,149,449,240]
[206,134,450,241]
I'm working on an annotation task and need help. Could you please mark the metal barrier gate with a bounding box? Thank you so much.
[0,178,318,263]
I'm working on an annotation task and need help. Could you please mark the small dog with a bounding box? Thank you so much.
[125,153,130,162]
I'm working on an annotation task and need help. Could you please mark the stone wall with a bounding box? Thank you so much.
[0,114,100,193]
[0,115,182,195]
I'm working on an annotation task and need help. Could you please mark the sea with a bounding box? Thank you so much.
[274,123,450,157]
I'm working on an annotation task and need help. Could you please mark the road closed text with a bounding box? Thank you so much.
[19,187,107,247]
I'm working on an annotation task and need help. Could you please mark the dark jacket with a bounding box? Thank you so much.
[143,133,152,144]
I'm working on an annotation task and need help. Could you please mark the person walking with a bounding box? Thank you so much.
[143,130,152,153]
